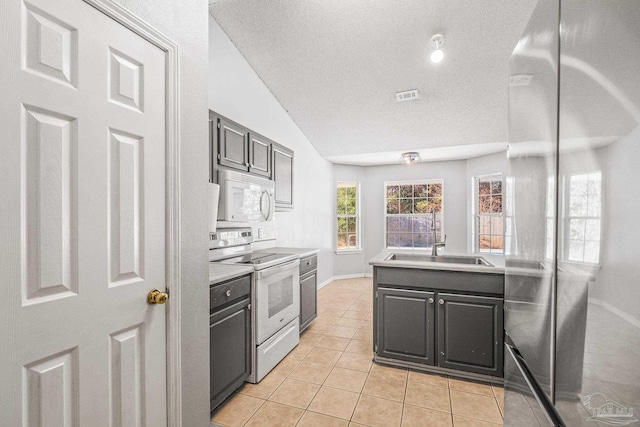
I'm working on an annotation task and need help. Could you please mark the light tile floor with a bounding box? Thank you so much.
[212,278,504,427]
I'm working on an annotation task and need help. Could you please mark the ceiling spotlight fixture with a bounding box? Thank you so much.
[430,34,445,64]
[400,152,421,165]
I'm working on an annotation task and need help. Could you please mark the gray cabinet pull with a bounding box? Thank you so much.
[439,299,444,305]
[428,298,434,304]
[226,290,231,297]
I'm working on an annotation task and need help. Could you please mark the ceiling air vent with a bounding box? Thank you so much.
[396,89,419,102]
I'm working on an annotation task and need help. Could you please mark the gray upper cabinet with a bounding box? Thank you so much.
[218,117,249,172]
[437,293,503,377]
[377,287,435,365]
[248,132,272,177]
[272,142,294,210]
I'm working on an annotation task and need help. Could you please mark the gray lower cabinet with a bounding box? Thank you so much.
[299,255,318,332]
[377,288,436,365]
[373,267,504,380]
[210,275,251,412]
[437,293,504,377]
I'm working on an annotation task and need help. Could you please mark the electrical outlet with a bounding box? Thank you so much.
[257,228,264,239]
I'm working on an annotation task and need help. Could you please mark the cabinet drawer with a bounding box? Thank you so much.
[299,255,317,276]
[210,275,251,311]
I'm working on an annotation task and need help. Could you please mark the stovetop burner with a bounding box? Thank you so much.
[225,252,290,265]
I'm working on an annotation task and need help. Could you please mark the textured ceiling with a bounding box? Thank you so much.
[209,0,538,164]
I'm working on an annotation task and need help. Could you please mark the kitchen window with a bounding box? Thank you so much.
[385,180,443,249]
[474,174,503,254]
[563,171,601,264]
[336,182,360,251]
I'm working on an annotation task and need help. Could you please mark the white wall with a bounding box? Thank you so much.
[593,125,640,324]
[209,17,335,284]
[112,1,210,425]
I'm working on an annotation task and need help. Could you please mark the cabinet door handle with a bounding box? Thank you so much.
[428,298,434,304]
[439,299,444,305]
[226,290,231,297]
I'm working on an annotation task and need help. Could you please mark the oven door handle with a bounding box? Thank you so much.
[257,259,300,279]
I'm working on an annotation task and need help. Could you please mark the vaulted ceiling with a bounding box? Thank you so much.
[209,0,539,164]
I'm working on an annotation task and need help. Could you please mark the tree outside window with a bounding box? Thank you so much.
[337,182,360,250]
[385,180,443,248]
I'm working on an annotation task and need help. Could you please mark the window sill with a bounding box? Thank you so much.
[335,249,363,255]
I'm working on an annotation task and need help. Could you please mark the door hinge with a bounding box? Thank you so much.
[217,122,221,129]
[217,153,221,160]
[248,304,251,310]
[375,291,378,298]
[374,344,378,353]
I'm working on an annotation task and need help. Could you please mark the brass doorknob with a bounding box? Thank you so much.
[147,289,168,305]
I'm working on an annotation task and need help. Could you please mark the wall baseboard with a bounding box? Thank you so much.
[318,273,373,290]
[589,297,640,329]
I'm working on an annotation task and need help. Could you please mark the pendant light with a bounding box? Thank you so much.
[400,152,421,165]
[430,34,445,64]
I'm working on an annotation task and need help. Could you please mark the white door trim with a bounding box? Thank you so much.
[81,1,182,426]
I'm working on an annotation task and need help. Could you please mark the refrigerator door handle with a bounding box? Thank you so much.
[505,343,566,427]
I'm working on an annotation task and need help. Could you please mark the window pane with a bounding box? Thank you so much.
[478,181,491,195]
[337,187,346,199]
[399,185,413,198]
[569,195,588,216]
[347,217,356,233]
[386,199,399,214]
[412,217,429,232]
[587,194,601,217]
[337,233,347,249]
[588,173,601,195]
[400,199,413,214]
[570,219,586,240]
[345,196,356,215]
[414,234,429,248]
[478,216,491,234]
[337,198,346,215]
[491,180,502,195]
[491,195,502,213]
[346,186,356,199]
[348,233,357,249]
[479,195,491,214]
[568,240,584,261]
[337,217,347,233]
[570,175,589,197]
[387,217,411,233]
[386,185,399,199]
[491,236,504,251]
[413,184,427,198]
[413,198,428,213]
[491,217,503,236]
[428,196,442,213]
[396,233,413,247]
[428,183,442,198]
[585,219,600,241]
[479,235,491,251]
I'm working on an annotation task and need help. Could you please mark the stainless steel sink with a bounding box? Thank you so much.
[384,253,494,266]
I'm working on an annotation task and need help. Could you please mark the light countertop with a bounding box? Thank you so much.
[259,247,319,258]
[369,250,505,274]
[209,263,254,286]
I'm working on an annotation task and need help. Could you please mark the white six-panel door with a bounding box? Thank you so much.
[0,0,168,425]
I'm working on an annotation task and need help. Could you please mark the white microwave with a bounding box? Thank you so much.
[217,170,275,222]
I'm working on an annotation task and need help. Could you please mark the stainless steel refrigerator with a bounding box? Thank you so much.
[505,0,640,425]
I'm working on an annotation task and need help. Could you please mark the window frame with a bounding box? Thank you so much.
[383,179,445,250]
[336,181,361,252]
[472,173,504,255]
[560,171,602,265]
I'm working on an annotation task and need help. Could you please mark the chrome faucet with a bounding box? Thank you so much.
[431,210,446,256]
